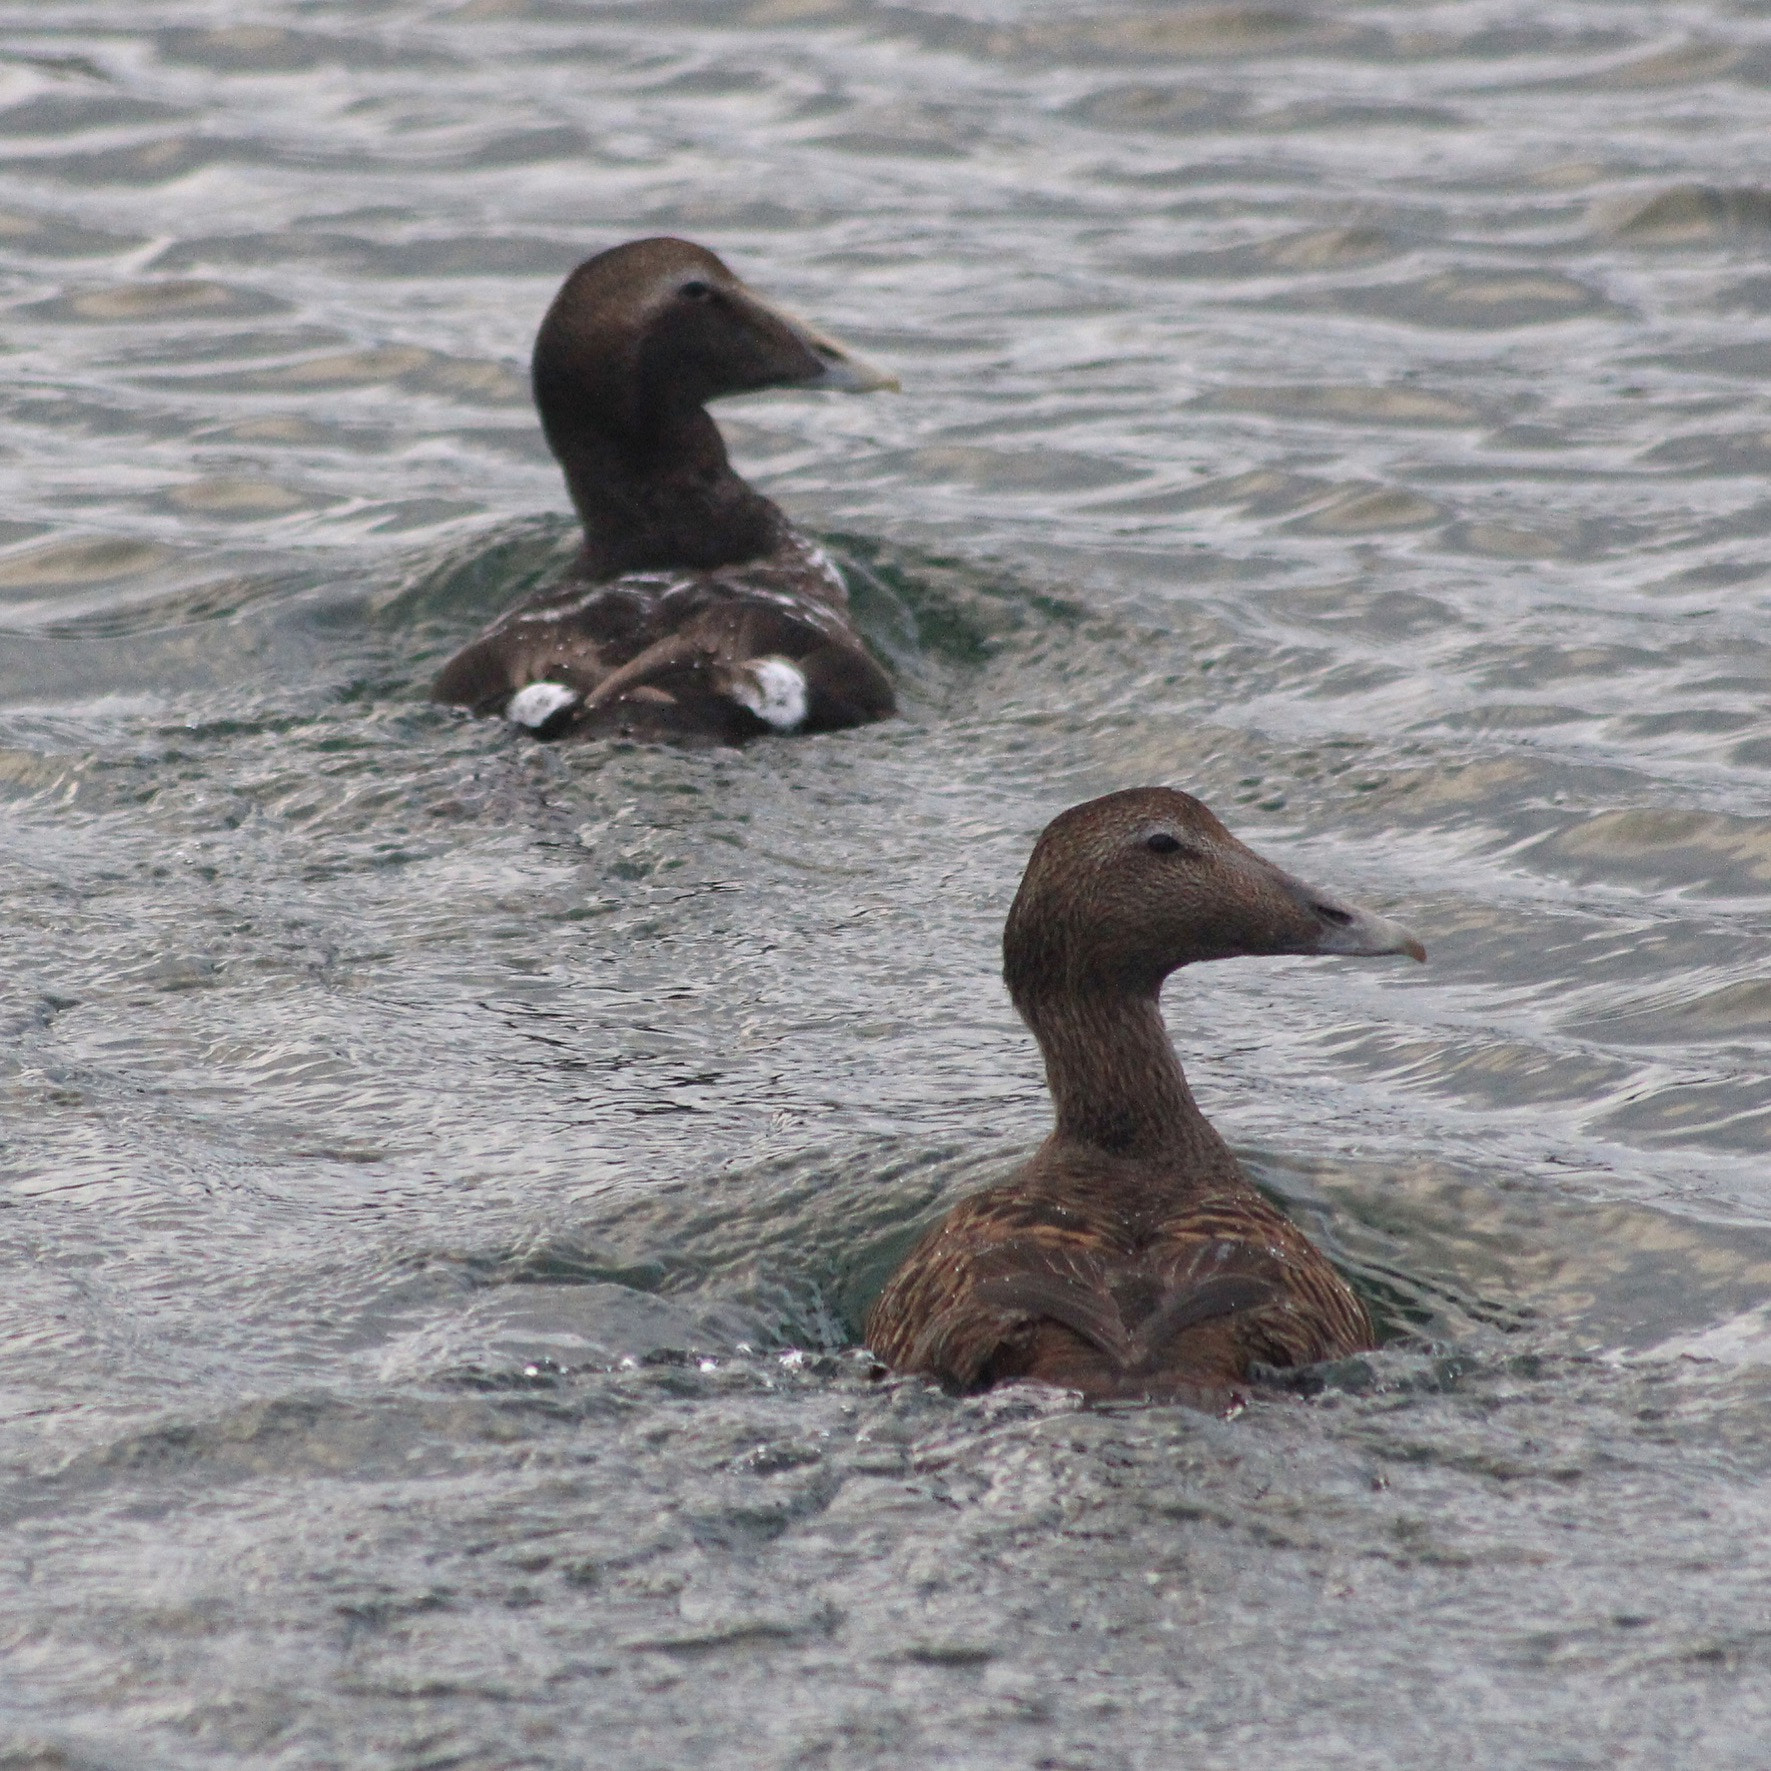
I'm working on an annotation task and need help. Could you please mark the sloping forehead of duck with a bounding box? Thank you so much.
[577,240,739,313]
[1137,805,1236,848]
[1045,789,1232,853]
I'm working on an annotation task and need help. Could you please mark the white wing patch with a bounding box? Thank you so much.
[731,657,809,731]
[507,681,581,728]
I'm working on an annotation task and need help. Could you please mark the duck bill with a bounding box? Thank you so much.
[751,291,900,393]
[1314,901,1427,963]
[1278,869,1427,963]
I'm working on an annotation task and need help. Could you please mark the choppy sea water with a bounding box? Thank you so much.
[3,2,1771,1766]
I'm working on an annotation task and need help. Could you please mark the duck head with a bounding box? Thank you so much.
[533,236,896,445]
[1003,786,1425,1002]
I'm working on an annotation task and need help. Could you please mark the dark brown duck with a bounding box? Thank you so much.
[431,237,898,744]
[867,787,1426,1407]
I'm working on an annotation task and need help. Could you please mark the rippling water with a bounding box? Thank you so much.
[4,3,1771,1766]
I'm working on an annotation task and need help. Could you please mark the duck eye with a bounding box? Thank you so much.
[679,280,714,302]
[1144,832,1183,855]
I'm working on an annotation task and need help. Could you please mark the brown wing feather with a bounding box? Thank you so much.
[922,1239,1127,1386]
[430,536,893,740]
[866,1175,1373,1403]
[1124,1274,1279,1374]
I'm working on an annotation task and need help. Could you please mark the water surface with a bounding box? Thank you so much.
[3,3,1771,1766]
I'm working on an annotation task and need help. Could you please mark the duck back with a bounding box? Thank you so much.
[867,1153,1373,1407]
[431,533,894,743]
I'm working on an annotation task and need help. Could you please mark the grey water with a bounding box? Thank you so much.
[2,1,1771,1766]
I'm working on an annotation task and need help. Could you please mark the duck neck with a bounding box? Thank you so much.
[1016,981,1235,1169]
[543,404,789,581]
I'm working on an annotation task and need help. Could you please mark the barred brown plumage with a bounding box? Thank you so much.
[866,787,1425,1407]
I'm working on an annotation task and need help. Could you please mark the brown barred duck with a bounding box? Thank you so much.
[866,787,1426,1407]
[431,237,898,743]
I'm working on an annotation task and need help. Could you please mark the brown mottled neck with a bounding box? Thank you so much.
[1014,980,1239,1176]
[538,400,790,582]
